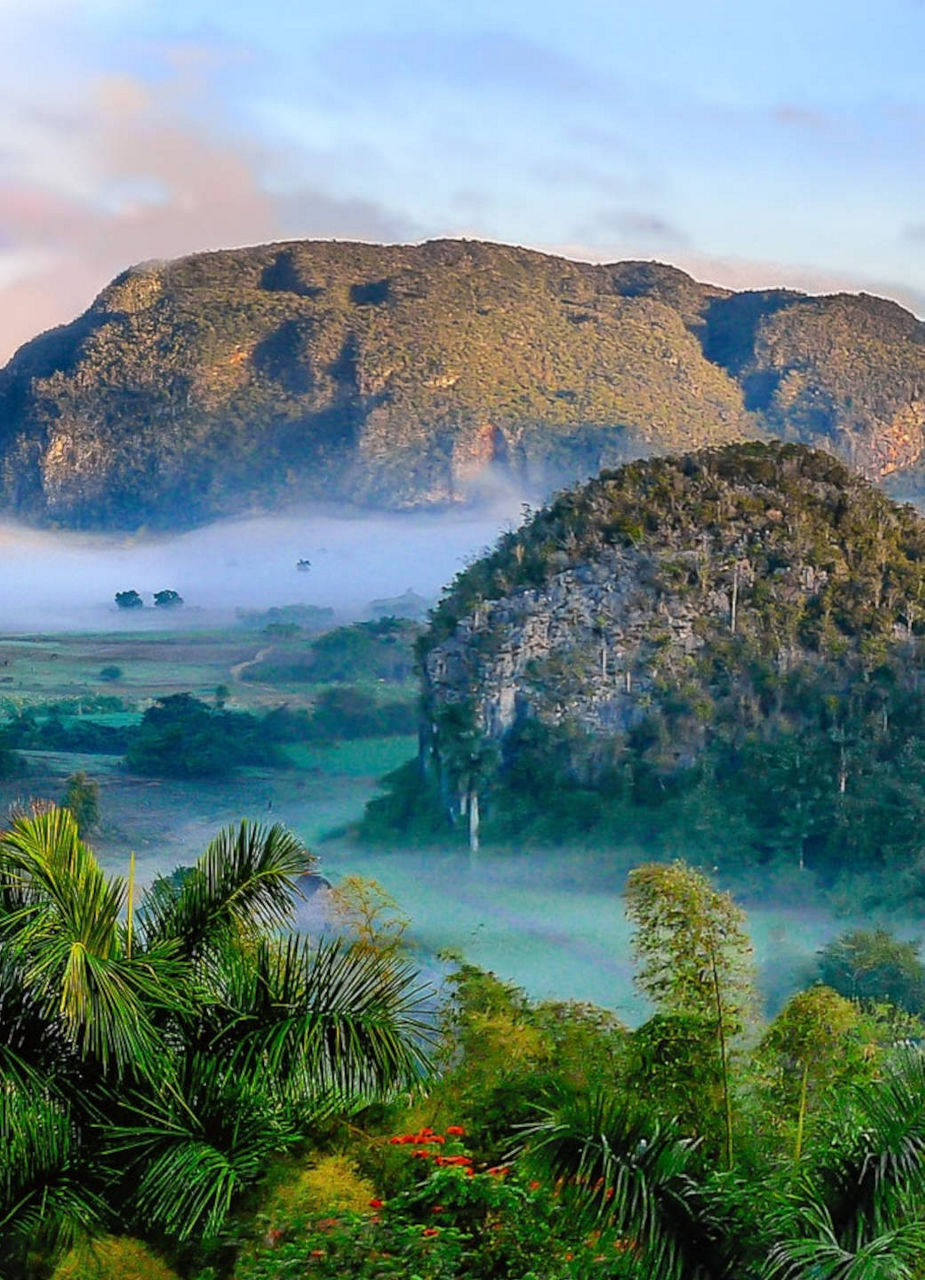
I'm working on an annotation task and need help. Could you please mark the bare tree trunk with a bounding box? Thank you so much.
[468,789,480,855]
[710,947,734,1170]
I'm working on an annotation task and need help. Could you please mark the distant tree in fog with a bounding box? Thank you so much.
[115,590,143,610]
[153,589,183,608]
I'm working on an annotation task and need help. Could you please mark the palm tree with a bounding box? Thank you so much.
[0,808,433,1260]
[521,1088,744,1279]
[764,1051,925,1279]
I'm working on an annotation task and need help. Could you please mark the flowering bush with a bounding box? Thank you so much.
[234,1127,619,1280]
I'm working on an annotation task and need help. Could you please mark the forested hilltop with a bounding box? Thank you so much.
[408,443,925,902]
[2,239,925,528]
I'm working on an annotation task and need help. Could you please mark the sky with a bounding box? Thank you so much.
[2,0,925,361]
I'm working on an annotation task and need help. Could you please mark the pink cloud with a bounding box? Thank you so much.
[0,67,416,362]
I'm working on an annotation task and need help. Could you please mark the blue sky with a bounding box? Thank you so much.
[1,0,924,358]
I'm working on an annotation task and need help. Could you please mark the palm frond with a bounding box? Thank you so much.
[214,936,434,1111]
[521,1089,731,1280]
[0,808,186,1076]
[138,821,313,958]
[764,1051,925,1277]
[0,1085,103,1261]
[765,1207,925,1280]
[104,1052,296,1240]
[807,1050,925,1247]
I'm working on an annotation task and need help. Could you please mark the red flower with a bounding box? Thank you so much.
[369,1198,384,1209]
[529,1180,541,1191]
[309,1249,325,1258]
[446,1125,465,1136]
[411,1149,431,1159]
[422,1227,440,1237]
[431,1205,445,1214]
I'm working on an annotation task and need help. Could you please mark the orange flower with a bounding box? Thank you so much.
[446,1125,465,1136]
[529,1180,541,1191]
[422,1227,440,1237]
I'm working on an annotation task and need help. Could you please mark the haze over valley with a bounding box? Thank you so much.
[0,500,526,631]
[7,2,925,1272]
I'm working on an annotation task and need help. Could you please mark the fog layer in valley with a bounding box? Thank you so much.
[295,848,867,1023]
[0,500,525,631]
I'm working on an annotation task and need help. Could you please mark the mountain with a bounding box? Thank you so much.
[411,443,925,889]
[1,239,924,529]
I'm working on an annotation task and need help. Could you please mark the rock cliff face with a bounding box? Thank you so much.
[2,239,925,529]
[419,443,925,796]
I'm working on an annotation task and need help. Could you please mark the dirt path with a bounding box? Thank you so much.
[229,646,272,682]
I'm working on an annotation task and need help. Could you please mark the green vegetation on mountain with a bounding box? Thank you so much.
[409,442,925,898]
[2,239,925,529]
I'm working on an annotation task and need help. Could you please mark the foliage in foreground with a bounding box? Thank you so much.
[11,849,925,1280]
[0,808,431,1276]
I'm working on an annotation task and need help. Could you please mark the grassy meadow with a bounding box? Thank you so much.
[0,622,869,1025]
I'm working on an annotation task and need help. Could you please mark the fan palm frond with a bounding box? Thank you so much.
[808,1050,925,1247]
[764,1051,925,1277]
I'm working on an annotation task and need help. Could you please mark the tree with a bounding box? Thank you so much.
[760,986,861,1161]
[326,874,411,958]
[61,771,100,835]
[153,589,183,608]
[817,929,925,1012]
[433,700,498,854]
[114,590,143,610]
[765,1052,925,1279]
[125,693,277,778]
[625,861,756,1168]
[523,1089,740,1280]
[0,808,431,1267]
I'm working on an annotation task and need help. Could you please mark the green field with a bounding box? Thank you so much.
[0,623,880,1022]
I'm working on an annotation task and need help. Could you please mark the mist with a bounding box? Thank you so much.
[294,846,875,1023]
[0,500,526,632]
